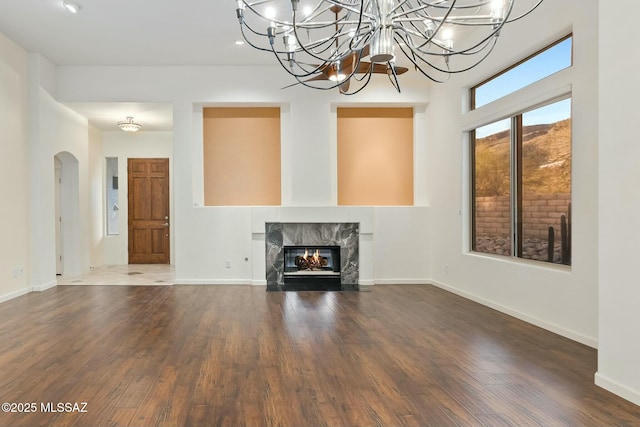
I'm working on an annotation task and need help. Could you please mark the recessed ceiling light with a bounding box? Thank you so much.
[62,1,81,13]
[234,40,245,46]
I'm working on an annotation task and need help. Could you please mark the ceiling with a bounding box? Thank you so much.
[0,0,263,66]
[0,0,271,131]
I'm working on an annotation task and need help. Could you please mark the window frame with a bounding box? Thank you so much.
[470,96,572,265]
[470,34,573,111]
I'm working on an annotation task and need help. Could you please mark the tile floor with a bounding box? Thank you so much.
[57,264,175,286]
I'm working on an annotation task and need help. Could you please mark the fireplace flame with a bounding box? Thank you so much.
[295,248,327,271]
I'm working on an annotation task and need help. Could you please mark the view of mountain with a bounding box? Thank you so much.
[474,119,571,196]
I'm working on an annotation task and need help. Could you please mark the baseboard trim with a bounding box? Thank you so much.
[0,287,31,304]
[595,372,640,406]
[374,279,430,285]
[429,279,598,348]
[359,280,375,287]
[33,280,57,292]
[174,279,253,285]
[252,280,267,286]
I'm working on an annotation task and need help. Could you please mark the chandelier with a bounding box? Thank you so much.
[117,117,142,132]
[235,0,543,95]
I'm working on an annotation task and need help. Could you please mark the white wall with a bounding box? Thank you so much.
[88,125,104,269]
[101,131,173,265]
[56,66,432,285]
[0,32,30,302]
[596,0,640,406]
[26,51,91,284]
[0,38,92,298]
[425,0,599,346]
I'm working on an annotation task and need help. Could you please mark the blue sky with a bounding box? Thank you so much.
[475,37,572,108]
[474,37,572,138]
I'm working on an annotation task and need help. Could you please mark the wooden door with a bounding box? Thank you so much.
[128,158,170,264]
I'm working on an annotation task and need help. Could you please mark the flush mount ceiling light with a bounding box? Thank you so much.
[117,117,142,132]
[62,1,82,13]
[235,0,544,95]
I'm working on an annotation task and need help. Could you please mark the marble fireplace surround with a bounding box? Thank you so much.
[266,222,359,291]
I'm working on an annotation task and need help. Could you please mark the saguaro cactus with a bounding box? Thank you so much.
[548,226,555,263]
[560,203,572,265]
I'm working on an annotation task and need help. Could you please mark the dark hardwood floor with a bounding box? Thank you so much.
[0,284,638,427]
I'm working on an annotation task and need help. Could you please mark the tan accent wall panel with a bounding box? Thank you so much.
[203,107,281,206]
[337,108,414,206]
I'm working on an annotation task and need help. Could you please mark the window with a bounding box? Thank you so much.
[471,35,572,109]
[105,157,119,235]
[471,98,571,265]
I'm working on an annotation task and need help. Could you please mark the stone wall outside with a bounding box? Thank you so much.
[475,193,571,240]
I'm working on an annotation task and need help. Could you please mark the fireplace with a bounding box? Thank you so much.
[283,246,341,291]
[265,222,359,292]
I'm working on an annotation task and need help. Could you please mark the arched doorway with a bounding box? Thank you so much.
[54,152,81,277]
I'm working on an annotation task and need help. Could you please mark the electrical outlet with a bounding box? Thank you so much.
[225,260,231,269]
[445,264,449,274]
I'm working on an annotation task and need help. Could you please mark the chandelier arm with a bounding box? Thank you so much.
[239,15,270,38]
[296,34,349,58]
[439,37,500,74]
[403,29,496,62]
[348,1,370,51]
[291,1,370,64]
[323,0,376,20]
[340,69,374,96]
[288,57,334,79]
[394,1,442,51]
[392,12,437,47]
[273,34,368,83]
[414,0,457,51]
[288,57,370,92]
[395,41,451,83]
[387,62,402,93]
[390,2,437,21]
[400,35,499,76]
[388,0,413,16]
[286,46,371,94]
[394,16,501,25]
[269,42,332,80]
[398,8,506,58]
[291,77,345,91]
[410,0,494,10]
[394,32,459,82]
[239,24,277,53]
[291,8,347,63]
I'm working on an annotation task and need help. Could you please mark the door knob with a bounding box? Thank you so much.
[163,223,170,227]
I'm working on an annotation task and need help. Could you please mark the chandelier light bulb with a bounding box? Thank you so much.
[62,1,81,13]
[265,6,276,20]
[303,5,313,17]
[441,27,454,51]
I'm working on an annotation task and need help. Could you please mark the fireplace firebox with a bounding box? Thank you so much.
[283,246,341,291]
